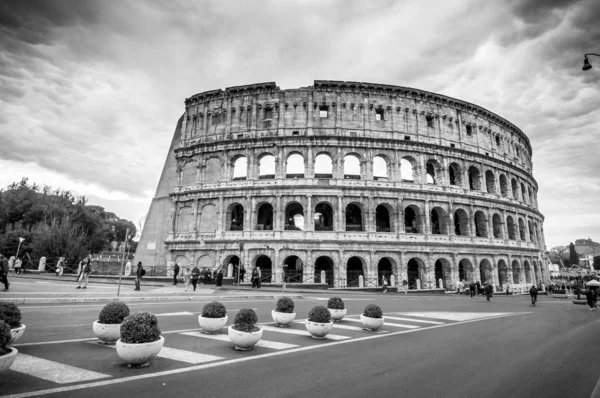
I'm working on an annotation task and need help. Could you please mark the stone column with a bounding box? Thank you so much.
[501,209,509,239]
[217,196,224,233]
[337,195,344,232]
[424,200,431,235]
[469,205,475,237]
[307,145,313,178]
[306,195,313,231]
[193,199,199,233]
[307,92,314,135]
[276,195,282,231]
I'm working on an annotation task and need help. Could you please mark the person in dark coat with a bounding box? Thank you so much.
[484,283,493,302]
[240,265,246,283]
[76,254,93,289]
[530,285,538,305]
[191,266,201,291]
[216,269,224,287]
[134,262,145,291]
[469,282,476,298]
[172,263,180,285]
[0,254,9,291]
[251,268,259,289]
[586,289,598,311]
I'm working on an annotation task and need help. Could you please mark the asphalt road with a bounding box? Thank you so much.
[2,288,599,398]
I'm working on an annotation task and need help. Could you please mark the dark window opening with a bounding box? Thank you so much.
[229,204,244,231]
[256,204,273,231]
[319,105,329,118]
[375,108,385,121]
[449,166,457,185]
[404,136,411,140]
[237,134,244,139]
[426,115,434,128]
[345,204,363,231]
[375,205,391,232]
[495,135,500,146]
[450,143,455,148]
[404,207,419,233]
[466,125,473,136]
[292,131,299,136]
[314,203,333,231]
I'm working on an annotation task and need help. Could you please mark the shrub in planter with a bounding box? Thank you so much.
[361,304,384,331]
[93,302,130,344]
[327,297,347,322]
[553,290,567,295]
[116,312,163,366]
[272,297,296,327]
[229,308,263,350]
[306,305,332,339]
[0,302,25,344]
[199,301,228,334]
[308,305,331,323]
[363,304,383,318]
[0,321,18,374]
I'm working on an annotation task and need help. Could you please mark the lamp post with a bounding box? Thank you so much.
[582,53,600,70]
[14,237,25,269]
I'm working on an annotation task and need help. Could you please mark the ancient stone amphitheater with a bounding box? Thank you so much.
[135,80,549,292]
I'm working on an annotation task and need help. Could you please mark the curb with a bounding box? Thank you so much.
[0,294,305,305]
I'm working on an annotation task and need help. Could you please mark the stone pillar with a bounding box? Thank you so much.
[38,257,46,271]
[416,279,421,290]
[307,92,314,136]
[124,261,132,277]
[501,209,508,239]
[306,195,313,231]
[307,145,313,178]
[469,204,475,237]
[337,195,344,232]
[359,275,364,287]
[424,200,431,235]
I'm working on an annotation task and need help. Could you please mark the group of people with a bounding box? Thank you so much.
[169,263,263,291]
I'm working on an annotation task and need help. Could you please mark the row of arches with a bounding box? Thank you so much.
[180,152,537,207]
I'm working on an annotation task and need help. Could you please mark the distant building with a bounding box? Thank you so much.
[575,238,600,257]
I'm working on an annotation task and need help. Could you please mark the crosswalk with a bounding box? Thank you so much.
[4,311,522,394]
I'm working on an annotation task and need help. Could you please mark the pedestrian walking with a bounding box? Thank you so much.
[0,254,10,291]
[382,276,388,293]
[484,283,493,302]
[14,257,22,275]
[476,281,482,295]
[586,289,598,311]
[256,267,262,289]
[172,263,180,285]
[76,254,93,289]
[183,267,191,291]
[216,269,224,287]
[530,285,538,305]
[191,266,201,291]
[213,269,218,285]
[251,268,259,289]
[134,262,145,291]
[240,265,246,283]
[55,257,65,277]
[469,282,476,298]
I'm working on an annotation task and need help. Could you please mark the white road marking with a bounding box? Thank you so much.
[180,331,299,349]
[95,342,223,364]
[340,317,420,329]
[263,324,351,340]
[9,354,111,384]
[155,312,194,316]
[21,299,287,310]
[5,312,529,398]
[330,323,390,333]
[397,312,513,321]
[384,316,445,325]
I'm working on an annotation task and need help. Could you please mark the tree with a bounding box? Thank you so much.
[30,216,89,271]
[548,246,569,268]
[569,242,579,267]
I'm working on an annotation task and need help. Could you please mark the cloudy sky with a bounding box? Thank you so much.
[1,0,599,248]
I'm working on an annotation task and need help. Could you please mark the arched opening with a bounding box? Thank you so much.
[528,187,534,206]
[375,204,391,232]
[259,154,275,179]
[377,258,393,285]
[175,255,190,269]
[474,211,488,237]
[485,170,496,194]
[233,156,247,180]
[255,255,272,283]
[500,174,509,197]
[344,155,361,179]
[285,202,305,230]
[506,216,516,240]
[346,257,364,287]
[468,166,481,190]
[524,260,532,284]
[404,205,422,233]
[458,259,473,282]
[314,202,333,231]
[533,261,539,284]
[518,218,526,241]
[454,209,470,236]
[426,162,435,184]
[528,220,534,242]
[286,153,305,178]
[434,259,447,288]
[345,204,363,231]
[314,153,333,178]
[511,260,520,284]
[480,259,493,285]
[426,160,443,185]
[400,158,415,182]
[492,213,503,238]
[430,207,448,235]
[373,156,388,180]
[314,256,334,286]
[448,162,463,186]
[521,183,527,203]
[228,204,244,231]
[498,260,509,286]
[256,203,274,231]
[407,258,426,289]
[283,255,303,283]
[511,178,519,200]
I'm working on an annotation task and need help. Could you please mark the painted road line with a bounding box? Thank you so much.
[396,312,512,321]
[9,354,111,384]
[269,324,351,340]
[155,312,195,316]
[94,343,224,364]
[331,323,390,333]
[340,317,420,329]
[180,331,300,349]
[384,316,445,325]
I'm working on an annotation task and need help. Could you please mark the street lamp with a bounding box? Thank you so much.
[15,237,25,266]
[582,53,600,70]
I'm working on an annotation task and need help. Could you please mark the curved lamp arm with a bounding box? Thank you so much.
[583,53,600,71]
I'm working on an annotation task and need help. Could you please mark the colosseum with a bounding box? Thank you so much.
[135,80,550,292]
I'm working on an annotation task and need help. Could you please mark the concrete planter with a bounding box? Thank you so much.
[9,324,26,345]
[572,299,588,305]
[305,320,333,339]
[198,315,228,334]
[271,310,296,327]
[360,315,385,331]
[551,294,569,299]
[92,321,121,344]
[0,347,18,374]
[328,308,347,322]
[116,336,164,367]
[228,325,263,351]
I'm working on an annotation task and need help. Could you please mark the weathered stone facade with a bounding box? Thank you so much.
[135,80,550,292]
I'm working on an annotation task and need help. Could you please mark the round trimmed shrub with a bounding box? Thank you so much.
[327,297,345,310]
[0,321,11,356]
[120,312,161,344]
[202,301,227,318]
[0,302,21,328]
[232,309,259,333]
[98,302,130,324]
[308,305,331,323]
[363,304,382,318]
[275,297,295,313]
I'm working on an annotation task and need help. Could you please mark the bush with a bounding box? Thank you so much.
[327,297,345,310]
[0,321,11,356]
[553,290,567,294]
[0,302,21,328]
[98,302,130,324]
[202,301,227,318]
[232,308,259,333]
[120,312,161,344]
[363,304,382,318]
[308,305,331,323]
[275,297,295,313]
